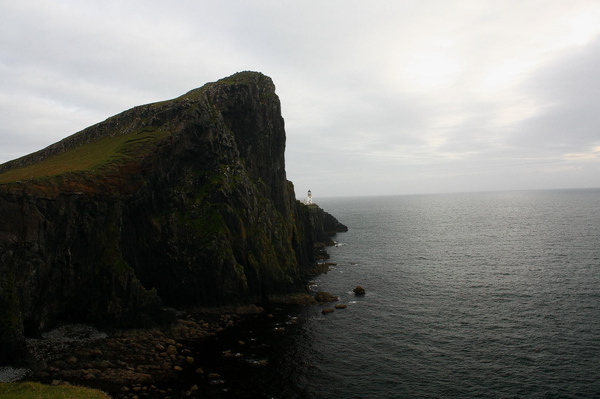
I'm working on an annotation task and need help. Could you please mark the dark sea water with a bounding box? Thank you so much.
[306,189,600,398]
[197,189,600,399]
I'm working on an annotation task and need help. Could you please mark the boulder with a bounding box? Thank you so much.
[314,291,338,303]
[353,286,366,296]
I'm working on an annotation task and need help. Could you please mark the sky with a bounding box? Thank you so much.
[1,1,600,198]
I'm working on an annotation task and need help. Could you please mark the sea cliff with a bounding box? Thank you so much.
[0,72,346,364]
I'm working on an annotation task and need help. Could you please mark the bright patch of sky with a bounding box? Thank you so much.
[1,0,599,197]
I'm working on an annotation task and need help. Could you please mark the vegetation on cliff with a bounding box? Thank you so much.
[0,382,109,399]
[0,71,347,364]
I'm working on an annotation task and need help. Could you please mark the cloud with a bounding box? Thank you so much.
[2,0,600,195]
[507,35,600,157]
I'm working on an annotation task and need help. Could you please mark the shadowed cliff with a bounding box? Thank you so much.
[0,72,347,364]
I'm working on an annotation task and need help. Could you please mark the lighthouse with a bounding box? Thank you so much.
[307,190,313,205]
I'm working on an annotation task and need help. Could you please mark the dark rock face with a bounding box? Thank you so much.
[0,72,346,364]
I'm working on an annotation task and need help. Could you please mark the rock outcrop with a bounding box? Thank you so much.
[0,72,347,364]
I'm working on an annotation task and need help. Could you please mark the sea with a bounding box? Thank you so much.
[194,188,600,399]
[2,188,599,398]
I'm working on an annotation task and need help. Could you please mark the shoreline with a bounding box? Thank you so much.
[21,311,240,398]
[0,249,343,397]
[4,293,329,398]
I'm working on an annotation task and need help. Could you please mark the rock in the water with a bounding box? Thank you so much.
[334,304,347,309]
[353,286,366,296]
[314,291,338,303]
[321,308,335,314]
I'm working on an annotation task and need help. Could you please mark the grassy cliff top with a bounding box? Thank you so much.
[0,71,272,186]
[0,382,110,399]
[0,126,168,184]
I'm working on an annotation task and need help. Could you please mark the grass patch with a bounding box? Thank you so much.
[0,127,169,184]
[0,382,109,399]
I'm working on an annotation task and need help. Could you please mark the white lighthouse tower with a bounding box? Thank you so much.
[307,190,313,205]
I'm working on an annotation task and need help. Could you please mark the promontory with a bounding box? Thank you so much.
[0,71,347,364]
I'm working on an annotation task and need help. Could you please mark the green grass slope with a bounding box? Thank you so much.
[0,382,109,399]
[0,126,168,184]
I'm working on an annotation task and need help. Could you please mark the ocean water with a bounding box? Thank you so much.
[307,189,600,398]
[199,189,600,398]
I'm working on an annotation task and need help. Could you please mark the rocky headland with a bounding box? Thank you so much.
[0,71,347,374]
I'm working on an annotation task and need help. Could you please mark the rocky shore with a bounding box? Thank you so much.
[23,310,258,398]
[19,286,348,398]
[6,257,356,398]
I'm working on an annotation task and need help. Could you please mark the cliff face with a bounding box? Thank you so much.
[0,72,346,364]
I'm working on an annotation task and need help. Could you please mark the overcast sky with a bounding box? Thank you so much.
[2,1,600,197]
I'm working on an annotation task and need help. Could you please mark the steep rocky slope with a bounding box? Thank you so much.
[0,72,346,363]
